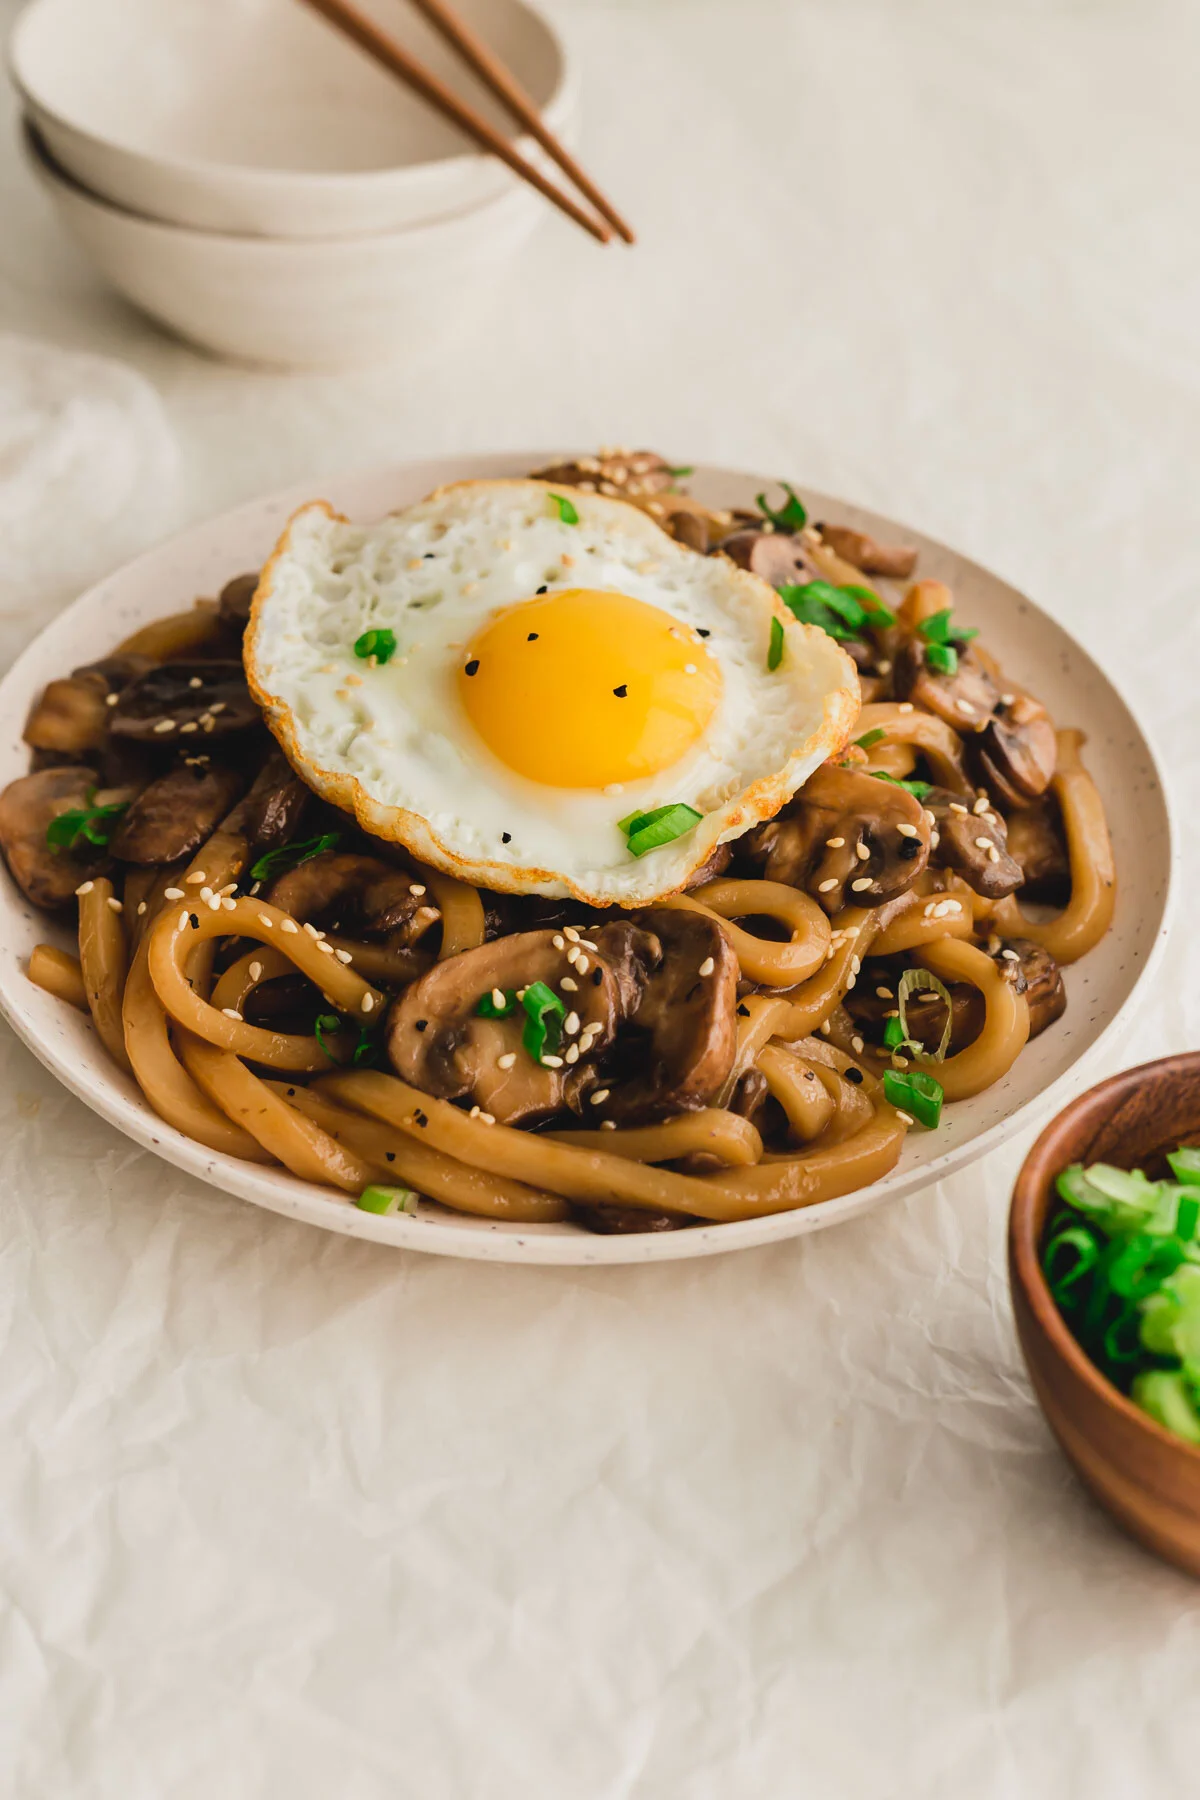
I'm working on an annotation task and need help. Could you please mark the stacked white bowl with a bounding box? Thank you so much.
[9,0,577,368]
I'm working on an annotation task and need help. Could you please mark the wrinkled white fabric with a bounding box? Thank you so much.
[1,1,1199,1795]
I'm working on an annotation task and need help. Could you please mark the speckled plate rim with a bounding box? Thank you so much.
[0,454,1176,1265]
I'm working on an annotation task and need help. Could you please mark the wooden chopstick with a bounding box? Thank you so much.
[405,0,635,244]
[296,0,621,246]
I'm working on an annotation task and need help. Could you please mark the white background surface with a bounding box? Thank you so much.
[1,2,1198,1794]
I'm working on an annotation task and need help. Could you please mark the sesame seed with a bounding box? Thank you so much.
[361,994,375,1013]
[553,934,565,949]
[575,955,590,974]
[152,718,176,734]
[542,1055,564,1069]
[565,1045,580,1065]
[819,1020,831,1035]
[515,989,526,1002]
[136,901,147,916]
[317,939,334,953]
[956,699,974,715]
[564,1011,580,1034]
[1001,693,1014,706]
[469,1105,481,1119]
[199,887,213,903]
[416,907,438,921]
[924,810,937,826]
[698,956,715,977]
[280,919,299,934]
[973,795,991,814]
[818,877,839,893]
[207,894,223,911]
[105,691,119,706]
[578,939,598,952]
[851,1036,864,1054]
[855,843,870,861]
[221,1007,242,1021]
[186,871,207,884]
[851,877,872,892]
[334,949,353,964]
[684,663,697,675]
[561,976,578,992]
[850,956,861,973]
[929,830,940,849]
[106,896,123,913]
[219,882,237,897]
[897,823,919,838]
[75,880,94,896]
[876,986,894,999]
[898,702,914,714]
[949,802,969,815]
[178,910,190,930]
[564,928,581,942]
[826,836,845,848]
[1002,948,1021,962]
[247,961,264,982]
[303,921,320,939]
[876,659,892,674]
[974,836,992,850]
[161,886,183,900]
[895,1110,915,1126]
[491,987,505,1009]
[590,1089,611,1105]
[258,914,274,929]
[188,677,203,689]
[497,1052,516,1070]
[179,722,199,734]
[987,846,1000,863]
[600,1119,617,1131]
[409,884,426,897]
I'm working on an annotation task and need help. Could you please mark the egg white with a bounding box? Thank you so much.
[245,480,859,905]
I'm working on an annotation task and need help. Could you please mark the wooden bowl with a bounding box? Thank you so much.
[1010,1053,1200,1576]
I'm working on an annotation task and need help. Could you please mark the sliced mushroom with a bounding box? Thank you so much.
[109,661,259,744]
[1004,796,1070,904]
[267,851,440,980]
[990,937,1066,1038]
[815,523,918,580]
[743,763,930,914]
[109,762,245,865]
[23,672,111,757]
[529,448,676,498]
[223,748,310,855]
[593,909,739,1126]
[387,927,640,1126]
[72,654,155,690]
[218,573,259,631]
[718,527,824,589]
[844,972,983,1055]
[892,634,999,732]
[971,693,1057,807]
[923,785,1023,898]
[0,766,105,909]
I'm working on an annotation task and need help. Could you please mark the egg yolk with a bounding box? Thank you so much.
[457,588,722,789]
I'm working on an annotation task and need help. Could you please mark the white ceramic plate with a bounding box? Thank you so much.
[0,456,1173,1265]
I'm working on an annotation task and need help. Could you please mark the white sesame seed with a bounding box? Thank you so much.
[409,884,427,897]
[564,1011,580,1035]
[898,702,914,713]
[930,830,940,849]
[578,939,598,952]
[850,956,861,973]
[188,676,203,689]
[258,914,274,929]
[209,702,226,715]
[851,877,872,892]
[897,823,919,838]
[855,843,870,861]
[818,877,839,893]
[178,910,190,930]
[469,1105,481,1119]
[987,845,1001,863]
[106,896,122,913]
[1002,948,1021,962]
[876,659,892,674]
[541,1055,564,1069]
[819,1020,831,1035]
[851,1036,864,1054]
[221,1007,242,1021]
[1001,693,1014,706]
[219,882,237,897]
[565,1045,580,1064]
[199,887,213,903]
[600,1119,617,1131]
[564,927,581,942]
[247,961,264,982]
[826,836,846,848]
[186,871,206,884]
[179,722,198,734]
[876,986,894,999]
[590,1089,611,1105]
[416,906,438,921]
[684,663,697,675]
[74,880,94,896]
[302,921,320,939]
[552,934,565,950]
[334,948,353,964]
[575,955,589,974]
[361,994,375,1013]
[163,886,184,900]
[974,795,991,814]
[152,718,176,734]
[105,691,118,706]
[516,989,527,1002]
[987,934,1001,954]
[949,803,968,815]
[698,956,715,977]
[280,919,299,933]
[974,836,992,850]
[497,1052,516,1070]
[956,699,974,715]
[924,810,937,826]
[207,894,222,911]
[317,938,334,952]
[491,987,505,1009]
[136,901,147,916]
[560,976,578,992]
[896,1109,915,1126]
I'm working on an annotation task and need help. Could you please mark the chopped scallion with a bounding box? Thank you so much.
[549,492,579,525]
[46,790,129,853]
[314,1013,343,1061]
[353,627,398,664]
[854,728,886,750]
[621,802,704,858]
[756,481,808,533]
[356,1185,419,1217]
[919,607,978,649]
[476,988,517,1019]
[521,980,566,1063]
[250,831,340,883]
[767,616,785,671]
[882,1068,943,1128]
[924,642,959,676]
[897,967,953,1062]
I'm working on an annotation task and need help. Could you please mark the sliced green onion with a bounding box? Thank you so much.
[756,481,807,533]
[882,1016,906,1050]
[838,585,895,629]
[1176,1192,1200,1241]
[897,967,953,1062]
[1140,1266,1200,1361]
[46,790,129,853]
[854,728,886,750]
[351,1023,382,1068]
[667,465,694,479]
[314,1013,343,1061]
[549,492,579,525]
[521,980,566,1063]
[767,616,785,671]
[476,988,517,1019]
[925,642,959,677]
[1043,1226,1101,1303]
[356,1184,418,1217]
[919,607,978,649]
[882,1068,943,1128]
[779,584,857,641]
[622,803,704,858]
[250,831,340,883]
[1106,1232,1186,1301]
[870,770,933,800]
[1168,1147,1200,1184]
[353,627,398,663]
[1132,1370,1200,1444]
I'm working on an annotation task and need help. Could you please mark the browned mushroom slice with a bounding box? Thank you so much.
[571,1204,686,1235]
[529,449,676,498]
[971,694,1057,807]
[387,928,639,1125]
[72,654,155,689]
[0,766,106,909]
[1004,795,1070,903]
[991,937,1066,1038]
[744,763,930,914]
[109,762,245,865]
[892,635,999,731]
[109,661,259,744]
[217,573,259,631]
[267,851,440,975]
[815,523,918,580]
[718,527,825,589]
[23,672,112,757]
[223,748,310,855]
[922,785,1023,898]
[845,971,984,1055]
[594,909,738,1126]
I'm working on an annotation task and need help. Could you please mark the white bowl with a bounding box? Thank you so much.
[22,123,546,370]
[9,0,576,239]
[0,453,1174,1265]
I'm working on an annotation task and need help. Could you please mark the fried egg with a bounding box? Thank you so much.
[245,480,858,906]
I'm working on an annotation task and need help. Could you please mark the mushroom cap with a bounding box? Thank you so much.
[744,762,931,914]
[0,765,105,909]
[922,786,1023,899]
[110,761,244,865]
[109,662,259,744]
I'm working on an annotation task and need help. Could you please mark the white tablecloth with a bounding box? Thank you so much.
[2,3,1199,1794]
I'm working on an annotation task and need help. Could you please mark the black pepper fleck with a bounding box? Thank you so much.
[696,628,710,637]
[415,1019,428,1032]
[464,659,480,677]
[592,968,603,985]
[737,1003,751,1017]
[386,1152,395,1162]
[536,585,548,595]
[414,1110,428,1128]
[844,1066,864,1085]
[527,632,539,641]
[613,684,628,698]
[502,832,511,844]
[189,914,199,929]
